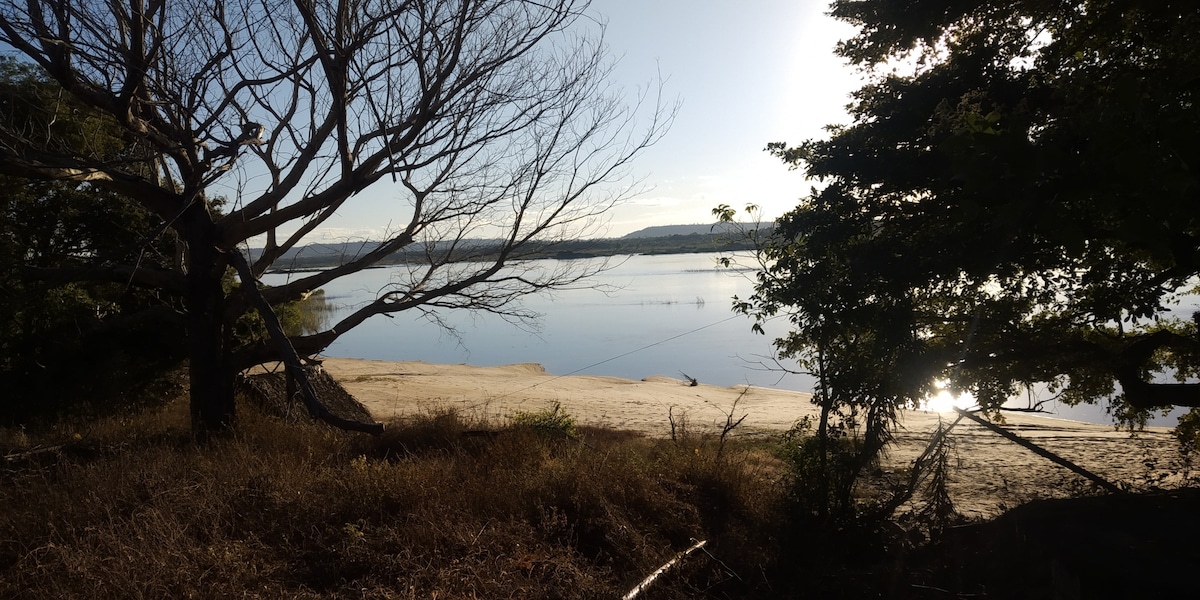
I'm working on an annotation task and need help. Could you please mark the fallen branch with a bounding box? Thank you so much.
[954,408,1121,494]
[678,371,698,386]
[871,412,965,520]
[229,251,383,435]
[623,539,708,600]
[3,444,65,462]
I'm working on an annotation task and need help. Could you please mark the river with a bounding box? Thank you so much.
[264,252,1181,427]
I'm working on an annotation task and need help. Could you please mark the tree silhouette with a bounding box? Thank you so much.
[749,0,1200,431]
[0,0,670,436]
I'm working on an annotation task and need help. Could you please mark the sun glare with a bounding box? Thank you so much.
[922,380,977,413]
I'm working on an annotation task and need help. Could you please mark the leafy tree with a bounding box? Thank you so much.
[743,0,1200,443]
[0,58,186,422]
[716,203,904,519]
[0,0,669,436]
[718,0,1199,515]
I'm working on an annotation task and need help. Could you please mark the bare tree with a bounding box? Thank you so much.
[0,0,670,436]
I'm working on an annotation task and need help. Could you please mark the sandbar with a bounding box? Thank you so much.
[320,357,1188,519]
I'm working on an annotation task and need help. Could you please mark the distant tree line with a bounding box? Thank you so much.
[268,228,774,272]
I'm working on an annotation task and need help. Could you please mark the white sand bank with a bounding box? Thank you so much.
[321,357,1187,519]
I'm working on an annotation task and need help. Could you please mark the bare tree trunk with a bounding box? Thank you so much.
[0,0,669,437]
[185,241,235,439]
[815,345,833,518]
[228,250,383,434]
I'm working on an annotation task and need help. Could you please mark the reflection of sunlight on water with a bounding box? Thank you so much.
[922,380,978,413]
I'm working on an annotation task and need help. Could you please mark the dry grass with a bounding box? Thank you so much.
[12,390,1190,598]
[0,397,790,599]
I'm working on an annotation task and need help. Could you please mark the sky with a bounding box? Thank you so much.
[1,0,863,242]
[317,0,864,242]
[591,0,861,237]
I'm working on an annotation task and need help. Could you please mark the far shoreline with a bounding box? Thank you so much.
[258,224,770,273]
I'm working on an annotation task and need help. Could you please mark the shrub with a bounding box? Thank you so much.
[0,399,792,599]
[509,402,577,438]
[776,415,865,519]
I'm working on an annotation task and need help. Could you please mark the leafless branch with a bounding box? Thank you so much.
[229,249,383,434]
[0,0,672,434]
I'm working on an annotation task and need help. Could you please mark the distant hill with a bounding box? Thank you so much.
[621,222,771,239]
[247,238,502,267]
[247,241,382,264]
[255,223,774,271]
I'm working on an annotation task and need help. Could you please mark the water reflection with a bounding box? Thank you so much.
[265,253,803,394]
[285,289,337,336]
[264,253,1184,427]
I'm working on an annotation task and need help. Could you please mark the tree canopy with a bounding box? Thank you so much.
[0,58,188,421]
[742,0,1200,431]
[0,0,668,436]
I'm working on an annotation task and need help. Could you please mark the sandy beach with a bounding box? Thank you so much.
[320,357,1189,520]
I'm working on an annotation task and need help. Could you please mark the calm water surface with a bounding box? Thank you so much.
[265,253,1181,427]
[267,253,805,391]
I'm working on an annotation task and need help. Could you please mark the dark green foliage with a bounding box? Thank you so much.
[776,416,877,520]
[716,199,905,519]
[752,0,1200,432]
[0,59,185,422]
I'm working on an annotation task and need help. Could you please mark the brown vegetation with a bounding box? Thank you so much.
[0,387,790,599]
[4,375,1199,598]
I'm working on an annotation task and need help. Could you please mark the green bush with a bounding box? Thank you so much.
[776,416,864,518]
[509,402,577,438]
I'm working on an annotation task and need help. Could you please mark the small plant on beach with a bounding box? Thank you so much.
[667,406,689,443]
[776,416,867,519]
[510,403,578,438]
[708,390,749,460]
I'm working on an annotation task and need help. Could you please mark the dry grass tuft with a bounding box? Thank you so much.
[0,396,791,599]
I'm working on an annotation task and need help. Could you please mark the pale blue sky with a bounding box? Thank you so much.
[594,0,860,236]
[283,1,863,242]
[4,1,862,242]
